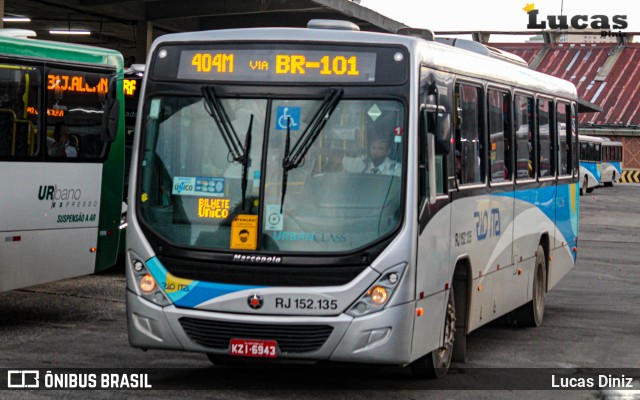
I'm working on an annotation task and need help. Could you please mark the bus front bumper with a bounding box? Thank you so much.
[127,290,414,365]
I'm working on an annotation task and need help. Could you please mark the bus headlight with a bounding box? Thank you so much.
[130,258,171,307]
[369,286,388,305]
[347,263,406,317]
[139,274,156,293]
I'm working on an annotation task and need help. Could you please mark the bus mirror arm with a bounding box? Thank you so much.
[422,108,451,155]
[420,106,438,205]
[425,82,451,155]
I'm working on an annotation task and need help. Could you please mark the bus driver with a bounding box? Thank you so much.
[343,133,400,176]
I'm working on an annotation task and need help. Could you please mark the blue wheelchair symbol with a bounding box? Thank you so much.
[276,106,300,131]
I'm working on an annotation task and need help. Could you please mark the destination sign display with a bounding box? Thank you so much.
[47,74,108,94]
[177,49,377,83]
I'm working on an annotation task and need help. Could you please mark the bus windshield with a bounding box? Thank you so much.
[138,94,404,253]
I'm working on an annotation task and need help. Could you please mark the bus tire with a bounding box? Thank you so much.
[513,245,547,327]
[411,286,456,379]
[605,173,615,187]
[580,177,587,196]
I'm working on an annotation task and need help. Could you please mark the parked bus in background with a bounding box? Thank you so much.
[600,138,623,187]
[125,21,579,378]
[579,134,602,195]
[0,29,125,292]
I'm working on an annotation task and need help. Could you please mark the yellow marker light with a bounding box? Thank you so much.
[369,286,388,305]
[140,274,156,293]
[517,268,523,275]
[89,247,97,253]
[477,284,483,292]
[416,308,424,317]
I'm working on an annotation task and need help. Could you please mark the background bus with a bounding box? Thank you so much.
[600,138,623,187]
[0,30,125,292]
[125,22,579,378]
[579,134,602,195]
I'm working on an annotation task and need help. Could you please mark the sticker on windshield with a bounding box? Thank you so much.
[264,204,283,231]
[198,198,230,219]
[393,126,403,143]
[172,176,225,197]
[367,104,382,121]
[276,106,300,131]
[230,215,258,250]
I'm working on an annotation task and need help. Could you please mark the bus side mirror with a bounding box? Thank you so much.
[421,109,451,154]
[101,77,120,142]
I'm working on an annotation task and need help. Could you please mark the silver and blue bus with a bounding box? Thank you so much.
[600,138,623,187]
[578,134,602,195]
[0,30,125,292]
[125,21,579,377]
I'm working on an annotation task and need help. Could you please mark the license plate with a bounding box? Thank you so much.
[230,338,277,358]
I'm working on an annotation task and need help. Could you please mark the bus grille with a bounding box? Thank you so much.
[158,256,366,287]
[179,318,334,353]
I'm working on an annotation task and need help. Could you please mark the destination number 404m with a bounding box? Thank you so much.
[191,53,360,76]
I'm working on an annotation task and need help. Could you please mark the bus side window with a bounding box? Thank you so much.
[455,83,484,185]
[0,65,41,158]
[537,99,554,178]
[502,93,514,181]
[488,89,511,183]
[515,94,534,180]
[557,102,570,176]
[46,68,112,160]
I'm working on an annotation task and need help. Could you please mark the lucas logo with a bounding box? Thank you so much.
[524,4,627,32]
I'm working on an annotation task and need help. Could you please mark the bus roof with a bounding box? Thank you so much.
[150,25,577,100]
[0,34,123,69]
[579,135,606,142]
[601,138,623,146]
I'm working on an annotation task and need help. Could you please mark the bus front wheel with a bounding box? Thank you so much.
[411,286,456,379]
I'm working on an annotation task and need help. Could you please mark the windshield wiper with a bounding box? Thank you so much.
[240,115,253,210]
[202,86,252,209]
[280,88,343,212]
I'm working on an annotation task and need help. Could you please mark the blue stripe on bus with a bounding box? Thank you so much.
[580,161,601,181]
[607,161,622,174]
[497,183,578,260]
[145,256,264,307]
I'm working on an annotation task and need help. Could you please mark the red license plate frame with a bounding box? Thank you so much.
[229,338,278,358]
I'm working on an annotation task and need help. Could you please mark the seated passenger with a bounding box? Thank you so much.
[47,122,77,158]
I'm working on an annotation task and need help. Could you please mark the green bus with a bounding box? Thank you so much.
[0,29,125,292]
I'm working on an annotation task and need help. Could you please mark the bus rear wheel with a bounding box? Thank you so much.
[580,177,587,196]
[411,287,456,379]
[605,173,615,187]
[513,245,547,327]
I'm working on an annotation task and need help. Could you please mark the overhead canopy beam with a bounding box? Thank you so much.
[146,0,314,21]
[78,0,145,5]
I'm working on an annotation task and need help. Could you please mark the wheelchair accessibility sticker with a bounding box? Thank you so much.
[276,106,300,131]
